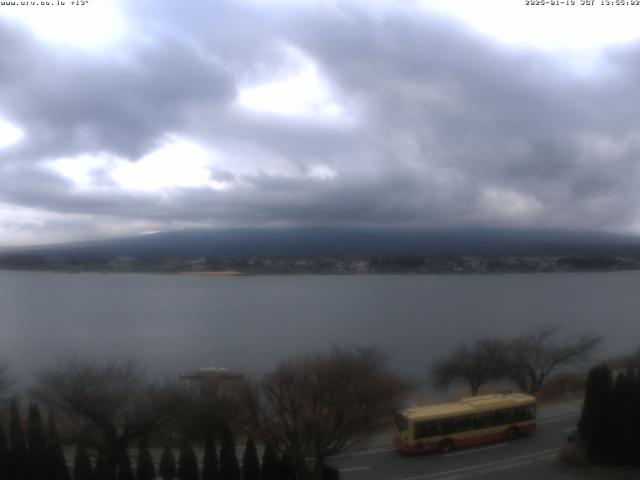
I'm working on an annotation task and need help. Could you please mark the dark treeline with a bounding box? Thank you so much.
[0,346,404,479]
[3,252,640,275]
[0,400,69,480]
[577,364,640,466]
[0,401,341,480]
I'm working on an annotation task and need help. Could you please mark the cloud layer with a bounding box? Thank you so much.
[2,0,640,245]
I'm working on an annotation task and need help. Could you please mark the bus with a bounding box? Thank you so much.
[393,393,536,454]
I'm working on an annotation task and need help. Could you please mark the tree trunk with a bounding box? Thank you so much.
[470,381,480,396]
[295,452,310,479]
[313,455,325,479]
[102,438,127,480]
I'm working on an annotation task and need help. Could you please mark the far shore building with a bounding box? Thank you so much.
[179,366,244,398]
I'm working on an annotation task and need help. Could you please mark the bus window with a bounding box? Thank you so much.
[491,409,506,426]
[430,421,444,436]
[415,420,453,438]
[473,413,491,429]
[414,420,433,439]
[449,416,473,433]
[461,415,473,431]
[503,407,516,422]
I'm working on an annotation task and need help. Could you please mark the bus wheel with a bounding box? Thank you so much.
[506,427,519,440]
[439,439,454,453]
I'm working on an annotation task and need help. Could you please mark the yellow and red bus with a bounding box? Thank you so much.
[393,393,536,454]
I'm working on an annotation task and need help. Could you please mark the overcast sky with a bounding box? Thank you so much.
[2,0,640,246]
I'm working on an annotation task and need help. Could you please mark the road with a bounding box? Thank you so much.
[328,411,584,480]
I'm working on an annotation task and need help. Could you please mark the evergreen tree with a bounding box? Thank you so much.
[73,444,95,480]
[219,425,240,480]
[201,430,219,480]
[278,452,295,480]
[47,413,71,480]
[261,443,280,480]
[630,368,640,466]
[321,464,340,480]
[611,372,634,463]
[117,452,135,480]
[242,437,261,480]
[579,365,613,464]
[159,447,178,480]
[9,399,29,480]
[95,452,114,480]
[178,440,199,480]
[136,437,156,480]
[578,366,598,443]
[27,403,48,480]
[0,423,10,480]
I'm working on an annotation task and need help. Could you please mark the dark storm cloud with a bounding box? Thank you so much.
[3,0,640,243]
[282,5,640,229]
[0,21,235,161]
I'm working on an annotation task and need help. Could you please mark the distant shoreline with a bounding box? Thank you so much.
[1,267,640,277]
[174,270,245,277]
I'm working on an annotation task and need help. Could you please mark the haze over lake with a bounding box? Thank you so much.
[1,270,638,386]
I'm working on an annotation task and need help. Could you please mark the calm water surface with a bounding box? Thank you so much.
[1,270,638,384]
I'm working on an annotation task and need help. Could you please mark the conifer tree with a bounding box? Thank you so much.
[136,437,156,480]
[611,372,634,463]
[626,368,640,465]
[278,452,295,480]
[96,451,116,480]
[321,464,340,480]
[159,447,178,480]
[201,430,219,480]
[27,403,48,480]
[578,365,607,448]
[261,443,280,480]
[73,444,95,480]
[219,425,240,480]
[95,452,106,479]
[578,366,597,443]
[178,440,199,480]
[0,423,10,480]
[9,399,29,480]
[117,452,135,480]
[630,368,640,466]
[47,413,71,480]
[242,437,261,480]
[579,365,613,464]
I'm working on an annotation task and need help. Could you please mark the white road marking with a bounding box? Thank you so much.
[536,453,558,462]
[338,466,372,472]
[562,426,577,433]
[477,459,532,474]
[537,412,580,425]
[392,447,560,480]
[445,443,509,457]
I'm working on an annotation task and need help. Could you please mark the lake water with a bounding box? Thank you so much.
[1,270,639,387]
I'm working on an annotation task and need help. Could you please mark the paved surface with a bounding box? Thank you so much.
[328,403,587,480]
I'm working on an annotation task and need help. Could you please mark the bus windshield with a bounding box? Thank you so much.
[394,413,408,432]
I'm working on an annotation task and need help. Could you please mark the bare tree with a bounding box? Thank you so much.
[241,346,407,479]
[159,380,241,442]
[506,324,603,394]
[33,354,178,477]
[430,339,509,396]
